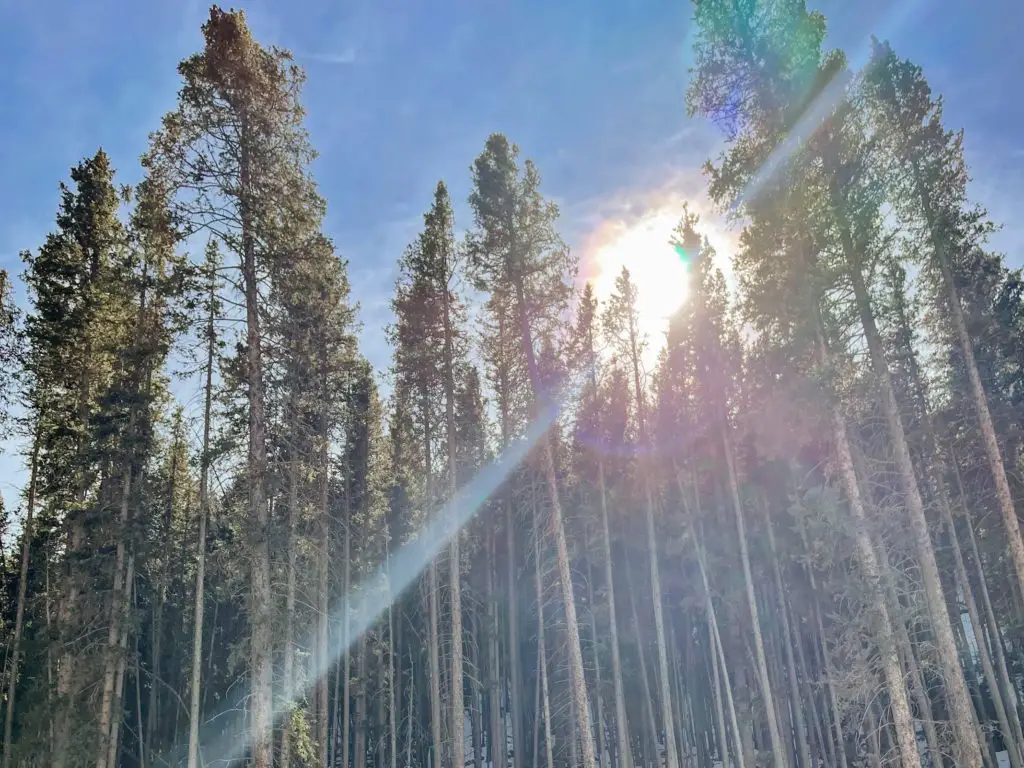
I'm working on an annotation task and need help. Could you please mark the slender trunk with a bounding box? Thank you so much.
[188,264,216,768]
[105,559,134,768]
[387,540,398,768]
[918,179,1024,603]
[693,526,745,768]
[789,603,826,767]
[709,616,730,768]
[763,500,810,768]
[406,647,415,768]
[534,499,555,768]
[1,428,40,768]
[134,589,146,768]
[355,635,367,768]
[598,462,632,768]
[626,310,679,768]
[240,129,273,768]
[146,572,161,763]
[625,554,659,765]
[836,204,982,766]
[721,424,787,768]
[428,562,443,768]
[281,448,300,768]
[342,505,352,768]
[811,596,847,768]
[472,611,483,768]
[506,501,524,768]
[585,525,606,768]
[318,439,332,764]
[487,535,503,768]
[441,244,465,768]
[585,307,631,768]
[97,463,133,768]
[514,281,596,768]
[946,503,1022,767]
[828,397,919,766]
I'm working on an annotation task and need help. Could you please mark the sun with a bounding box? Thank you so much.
[584,207,694,350]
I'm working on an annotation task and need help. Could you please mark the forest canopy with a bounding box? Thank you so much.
[1,4,1024,768]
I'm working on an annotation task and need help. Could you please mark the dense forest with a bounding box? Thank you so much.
[2,2,1024,767]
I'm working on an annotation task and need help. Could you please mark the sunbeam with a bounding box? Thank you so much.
[186,398,565,766]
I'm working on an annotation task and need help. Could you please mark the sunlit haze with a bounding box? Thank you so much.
[582,201,734,362]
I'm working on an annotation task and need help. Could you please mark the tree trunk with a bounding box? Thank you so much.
[625,304,679,768]
[506,501,524,768]
[918,179,1024,604]
[429,561,443,768]
[598,460,632,768]
[355,635,367,768]
[693,524,745,768]
[442,239,466,768]
[105,559,134,768]
[514,280,597,768]
[837,206,982,767]
[709,613,731,768]
[820,353,919,766]
[1,428,40,768]
[488,534,504,768]
[187,262,216,768]
[343,513,352,768]
[241,130,273,768]
[318,436,332,765]
[585,524,606,768]
[763,500,811,768]
[721,423,787,768]
[97,463,133,768]
[625,553,659,766]
[946,503,1022,767]
[281,432,300,768]
[535,499,555,768]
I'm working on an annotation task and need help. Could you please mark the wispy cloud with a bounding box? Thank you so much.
[301,45,359,65]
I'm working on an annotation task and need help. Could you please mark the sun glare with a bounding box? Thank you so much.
[584,208,694,350]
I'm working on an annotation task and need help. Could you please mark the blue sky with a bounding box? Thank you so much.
[1,0,1023,507]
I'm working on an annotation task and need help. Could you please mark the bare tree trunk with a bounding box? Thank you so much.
[709,615,730,768]
[598,461,631,768]
[624,305,679,768]
[387,539,399,768]
[355,635,367,768]
[812,315,920,768]
[954,448,1024,755]
[487,535,504,768]
[625,554,659,766]
[441,239,466,768]
[919,180,1024,603]
[1,428,40,768]
[693,524,745,768]
[318,441,331,765]
[506,501,525,768]
[97,460,134,768]
[105,559,134,768]
[514,282,596,768]
[343,513,352,768]
[763,500,811,768]
[946,503,1022,767]
[472,611,484,768]
[585,524,606,768]
[810,597,847,768]
[188,262,216,768]
[721,423,787,768]
[837,211,982,767]
[281,440,300,768]
[534,500,555,768]
[429,561,443,768]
